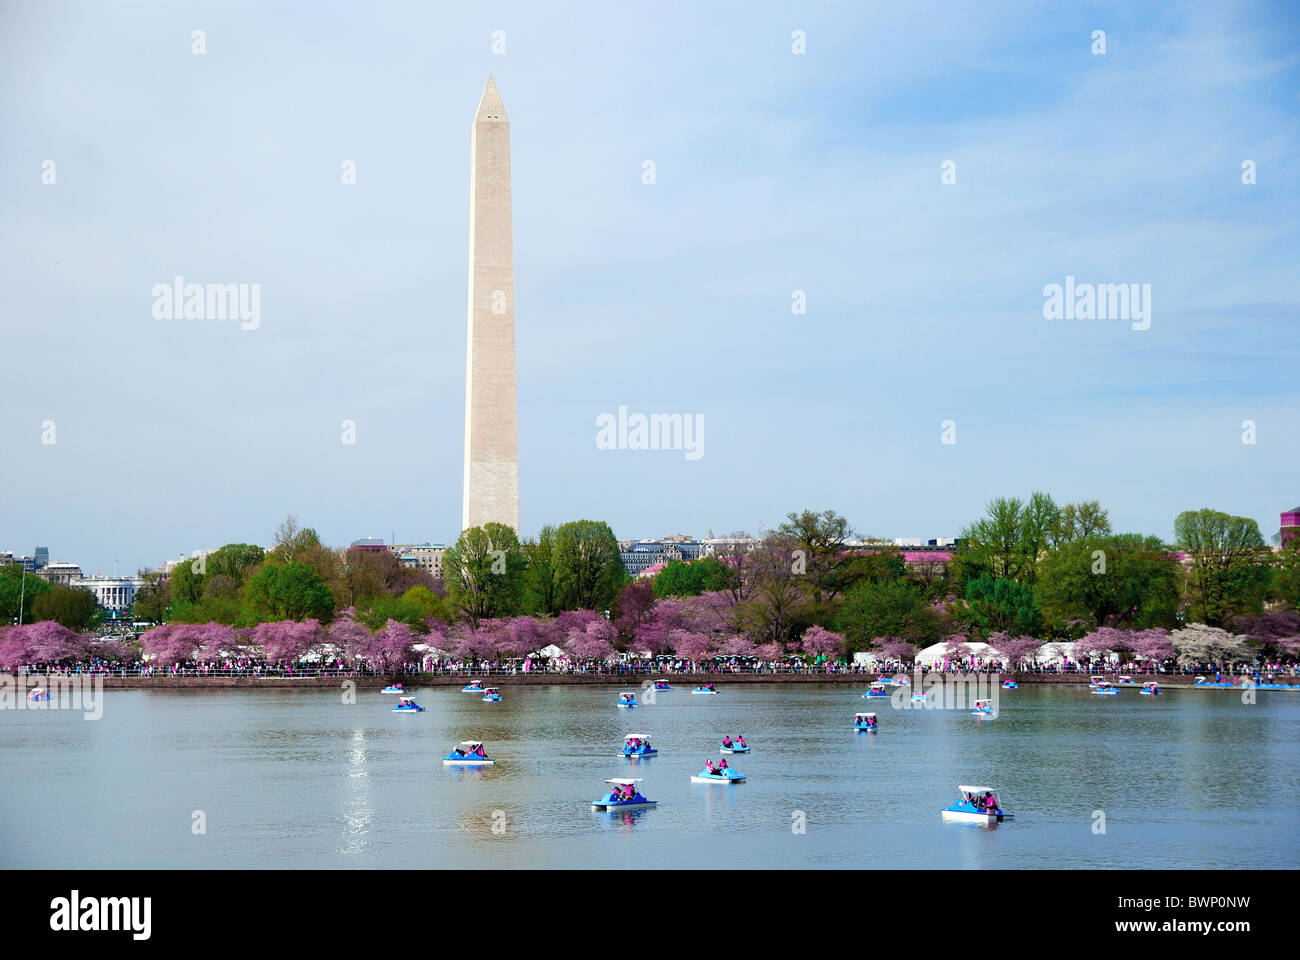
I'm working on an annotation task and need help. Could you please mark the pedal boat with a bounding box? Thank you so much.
[481,687,502,702]
[1092,681,1118,696]
[443,740,495,765]
[1116,675,1139,686]
[863,682,890,698]
[381,683,405,694]
[392,697,425,712]
[910,690,929,703]
[617,692,638,708]
[1139,682,1160,695]
[691,765,746,784]
[971,698,995,716]
[854,712,879,732]
[653,680,671,691]
[720,737,750,753]
[621,734,657,758]
[591,778,657,810]
[941,785,1013,825]
[27,687,52,702]
[1001,679,1018,689]
[692,685,718,695]
[461,680,485,693]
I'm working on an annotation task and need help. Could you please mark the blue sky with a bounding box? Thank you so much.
[2,0,1297,575]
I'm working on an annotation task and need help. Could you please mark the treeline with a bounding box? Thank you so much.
[0,566,102,631]
[642,500,1299,655]
[124,516,629,635]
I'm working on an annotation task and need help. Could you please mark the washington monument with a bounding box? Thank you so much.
[462,75,519,533]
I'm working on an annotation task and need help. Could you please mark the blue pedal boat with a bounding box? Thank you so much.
[854,712,879,732]
[1001,680,1018,689]
[591,778,657,810]
[617,691,638,708]
[381,683,405,694]
[621,734,657,758]
[443,740,495,765]
[692,684,718,695]
[1139,681,1161,696]
[481,687,502,702]
[461,680,485,693]
[392,697,425,713]
[942,785,1013,825]
[1092,681,1119,696]
[863,683,890,698]
[653,680,671,691]
[720,737,750,753]
[972,699,995,716]
[691,765,746,784]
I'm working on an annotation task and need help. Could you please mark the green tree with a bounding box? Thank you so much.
[205,543,265,583]
[0,563,52,623]
[1052,501,1112,545]
[130,571,170,623]
[30,585,103,631]
[521,525,561,616]
[653,557,733,598]
[962,575,1042,637]
[444,524,526,624]
[242,561,336,623]
[1037,534,1181,630]
[834,578,946,652]
[1174,509,1271,627]
[957,492,1059,589]
[553,520,625,612]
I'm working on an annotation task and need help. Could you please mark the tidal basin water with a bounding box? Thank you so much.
[3,682,1298,869]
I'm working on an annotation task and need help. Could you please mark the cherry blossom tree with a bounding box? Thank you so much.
[798,625,845,659]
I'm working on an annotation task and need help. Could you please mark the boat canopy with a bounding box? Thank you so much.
[958,784,997,794]
[624,733,651,740]
[855,712,876,719]
[484,687,500,692]
[605,778,642,785]
[974,699,992,705]
[458,741,483,747]
[620,691,637,696]
[1118,676,1132,681]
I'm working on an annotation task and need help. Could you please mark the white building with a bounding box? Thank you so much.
[387,543,446,579]
[36,561,83,586]
[71,575,145,611]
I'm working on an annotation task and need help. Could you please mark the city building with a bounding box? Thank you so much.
[1282,507,1300,548]
[36,561,83,586]
[620,538,704,577]
[34,546,49,569]
[348,537,388,554]
[70,575,145,612]
[386,543,446,579]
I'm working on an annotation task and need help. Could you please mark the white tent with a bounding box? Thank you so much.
[914,641,1001,666]
[1034,641,1075,665]
[532,644,565,659]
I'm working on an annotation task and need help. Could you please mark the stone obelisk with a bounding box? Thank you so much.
[462,75,520,534]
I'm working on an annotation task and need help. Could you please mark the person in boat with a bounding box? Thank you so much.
[705,759,717,775]
[717,758,729,771]
[737,735,746,747]
[452,746,466,757]
[722,736,733,748]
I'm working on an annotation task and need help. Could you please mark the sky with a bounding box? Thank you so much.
[1,0,1298,576]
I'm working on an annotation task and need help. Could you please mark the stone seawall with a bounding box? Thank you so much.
[8,672,1216,690]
